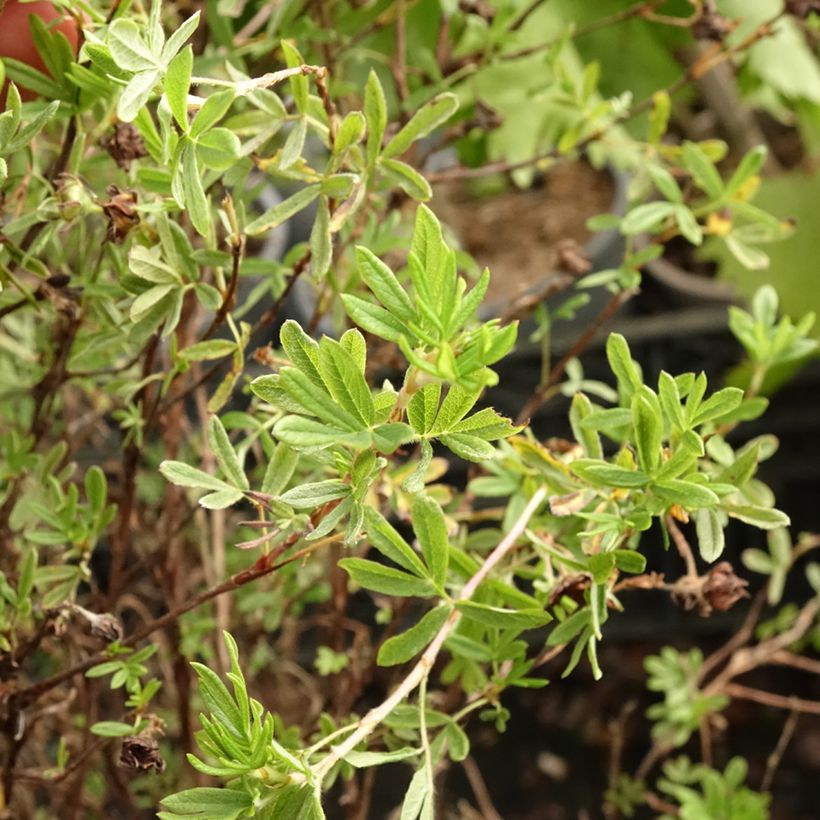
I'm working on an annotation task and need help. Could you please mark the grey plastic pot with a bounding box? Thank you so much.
[255,161,630,349]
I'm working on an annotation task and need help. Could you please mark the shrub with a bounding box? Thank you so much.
[1,2,818,818]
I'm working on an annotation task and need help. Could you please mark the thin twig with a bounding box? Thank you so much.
[516,288,637,424]
[310,486,548,781]
[666,516,698,578]
[723,684,820,716]
[761,708,799,792]
[462,756,504,820]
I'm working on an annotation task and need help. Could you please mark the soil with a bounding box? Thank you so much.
[429,162,614,311]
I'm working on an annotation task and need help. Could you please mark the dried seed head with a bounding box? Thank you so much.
[101,186,140,244]
[69,604,124,643]
[101,123,147,171]
[703,561,749,613]
[119,733,165,774]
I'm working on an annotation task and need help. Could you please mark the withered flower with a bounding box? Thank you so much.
[69,604,124,643]
[101,186,140,244]
[119,733,165,774]
[703,561,749,613]
[101,123,147,171]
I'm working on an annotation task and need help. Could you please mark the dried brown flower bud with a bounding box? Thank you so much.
[119,733,165,774]
[555,238,592,276]
[101,186,140,244]
[691,3,735,41]
[70,604,124,643]
[785,0,820,18]
[101,123,147,171]
[703,561,749,613]
[549,573,591,607]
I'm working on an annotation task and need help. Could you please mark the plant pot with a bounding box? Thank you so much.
[0,1,81,103]
[429,160,629,335]
[637,235,736,314]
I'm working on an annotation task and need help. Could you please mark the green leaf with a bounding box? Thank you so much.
[130,283,176,322]
[726,146,767,197]
[372,422,415,454]
[724,505,790,530]
[245,185,321,235]
[160,787,252,818]
[261,443,298,497]
[742,548,773,575]
[339,558,436,597]
[451,407,521,440]
[658,370,685,431]
[281,40,308,113]
[161,11,202,64]
[377,606,451,666]
[165,46,192,130]
[182,142,210,236]
[569,393,602,459]
[129,245,180,284]
[363,507,428,576]
[190,89,236,138]
[383,93,458,159]
[159,461,235,493]
[273,416,370,450]
[651,479,719,509]
[648,164,682,203]
[613,549,646,574]
[606,334,642,395]
[696,507,725,563]
[280,480,350,508]
[620,202,676,235]
[690,387,744,427]
[355,247,416,323]
[632,387,663,473]
[178,340,237,362]
[430,386,481,434]
[456,601,551,630]
[198,488,244,509]
[91,721,136,737]
[280,117,307,170]
[547,609,590,646]
[334,111,366,157]
[412,494,449,588]
[118,70,160,122]
[108,19,158,72]
[440,433,495,462]
[380,158,432,200]
[207,417,248,490]
[571,460,650,488]
[345,747,422,767]
[310,197,332,279]
[364,69,387,165]
[197,128,241,171]
[317,338,375,426]
[682,141,724,199]
[674,205,702,245]
[407,384,442,435]
[341,294,411,343]
[278,320,324,386]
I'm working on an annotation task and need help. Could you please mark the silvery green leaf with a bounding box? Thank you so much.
[118,70,159,122]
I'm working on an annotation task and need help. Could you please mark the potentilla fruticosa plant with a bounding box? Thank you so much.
[0,2,818,819]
